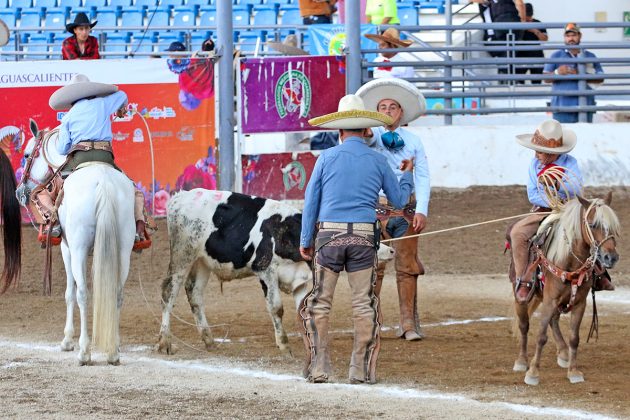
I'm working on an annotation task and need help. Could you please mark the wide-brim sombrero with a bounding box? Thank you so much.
[268,36,309,56]
[516,119,577,154]
[0,19,9,47]
[309,94,394,129]
[364,27,413,48]
[356,78,426,125]
[49,74,118,111]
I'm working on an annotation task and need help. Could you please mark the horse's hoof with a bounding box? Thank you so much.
[108,359,120,366]
[78,358,91,366]
[513,361,528,372]
[60,340,74,352]
[524,374,539,386]
[557,357,569,368]
[568,372,584,384]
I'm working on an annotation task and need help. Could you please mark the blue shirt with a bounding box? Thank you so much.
[57,90,128,155]
[527,154,583,208]
[543,49,603,108]
[370,126,431,215]
[300,137,414,247]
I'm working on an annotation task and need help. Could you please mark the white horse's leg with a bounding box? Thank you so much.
[184,263,213,350]
[70,247,91,366]
[259,270,290,353]
[60,242,76,352]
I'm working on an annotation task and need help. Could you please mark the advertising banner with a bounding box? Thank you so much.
[240,56,346,134]
[0,58,216,217]
[307,24,378,62]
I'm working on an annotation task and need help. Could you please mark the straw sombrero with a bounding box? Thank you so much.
[516,119,577,154]
[268,34,309,56]
[309,94,394,129]
[49,74,118,111]
[364,28,413,48]
[356,78,426,125]
[0,19,9,47]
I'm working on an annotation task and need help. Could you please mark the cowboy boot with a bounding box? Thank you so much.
[395,272,423,340]
[347,267,380,384]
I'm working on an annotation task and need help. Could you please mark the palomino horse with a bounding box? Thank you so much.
[15,120,135,365]
[0,146,21,293]
[512,194,620,385]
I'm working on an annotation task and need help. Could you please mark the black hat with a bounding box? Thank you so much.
[66,12,97,33]
[165,41,186,52]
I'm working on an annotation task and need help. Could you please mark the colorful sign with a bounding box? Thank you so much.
[0,58,216,217]
[307,24,378,62]
[624,12,630,38]
[242,151,319,200]
[240,56,346,134]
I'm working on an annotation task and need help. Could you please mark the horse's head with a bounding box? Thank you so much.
[578,192,621,269]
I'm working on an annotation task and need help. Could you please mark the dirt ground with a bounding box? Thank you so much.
[1,186,629,419]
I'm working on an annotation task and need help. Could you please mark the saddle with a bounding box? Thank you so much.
[375,199,415,231]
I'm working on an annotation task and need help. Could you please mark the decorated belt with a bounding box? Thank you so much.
[70,141,113,154]
[319,222,374,232]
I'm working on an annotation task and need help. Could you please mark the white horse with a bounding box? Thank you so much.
[16,120,135,365]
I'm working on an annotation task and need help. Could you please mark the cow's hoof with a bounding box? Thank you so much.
[557,357,569,368]
[155,338,174,355]
[279,346,293,358]
[78,357,91,366]
[568,371,584,384]
[60,339,74,352]
[524,373,539,386]
[513,360,528,372]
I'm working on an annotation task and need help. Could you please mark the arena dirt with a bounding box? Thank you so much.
[1,186,629,419]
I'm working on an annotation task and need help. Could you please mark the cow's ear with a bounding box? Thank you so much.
[604,191,612,206]
[29,119,38,138]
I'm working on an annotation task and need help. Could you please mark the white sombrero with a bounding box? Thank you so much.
[268,34,309,56]
[309,94,394,129]
[0,19,9,47]
[516,119,577,154]
[356,78,426,125]
[49,74,118,111]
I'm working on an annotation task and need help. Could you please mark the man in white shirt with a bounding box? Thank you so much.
[365,27,414,79]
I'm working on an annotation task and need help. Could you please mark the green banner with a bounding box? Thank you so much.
[624,11,630,37]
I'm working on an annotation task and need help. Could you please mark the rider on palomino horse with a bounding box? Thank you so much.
[510,119,613,303]
[32,74,151,251]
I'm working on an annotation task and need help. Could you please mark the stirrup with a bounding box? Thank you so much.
[38,224,62,246]
[133,228,152,252]
[514,278,535,304]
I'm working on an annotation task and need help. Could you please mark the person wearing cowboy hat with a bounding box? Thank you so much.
[365,28,414,79]
[62,12,100,60]
[0,19,9,48]
[509,119,612,302]
[299,94,414,385]
[356,78,429,342]
[34,74,150,251]
[543,23,604,124]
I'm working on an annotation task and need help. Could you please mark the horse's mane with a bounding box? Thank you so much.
[543,197,621,265]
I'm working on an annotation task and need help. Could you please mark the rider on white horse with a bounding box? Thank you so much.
[32,74,150,250]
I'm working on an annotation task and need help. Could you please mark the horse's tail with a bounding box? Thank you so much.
[0,148,21,294]
[91,176,121,356]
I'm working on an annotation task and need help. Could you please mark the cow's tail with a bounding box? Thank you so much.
[92,177,121,356]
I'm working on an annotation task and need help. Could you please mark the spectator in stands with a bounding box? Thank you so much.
[366,0,399,25]
[543,23,604,123]
[299,0,337,25]
[193,37,216,60]
[365,28,414,79]
[515,3,547,84]
[268,34,309,56]
[337,0,368,24]
[62,12,100,60]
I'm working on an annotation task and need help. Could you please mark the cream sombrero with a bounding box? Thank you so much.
[268,34,309,56]
[516,119,577,154]
[0,19,9,47]
[364,28,413,48]
[356,78,426,125]
[309,94,394,129]
[49,74,118,111]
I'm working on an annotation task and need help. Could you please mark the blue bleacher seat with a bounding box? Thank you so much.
[58,0,80,8]
[0,8,18,27]
[0,0,6,7]
[83,0,106,6]
[232,4,248,27]
[172,6,194,27]
[45,7,67,27]
[280,5,299,25]
[104,31,128,57]
[129,31,155,56]
[24,32,52,59]
[107,0,129,7]
[198,6,215,27]
[0,37,16,60]
[69,7,95,20]
[155,31,183,50]
[134,0,156,8]
[238,30,263,53]
[95,7,117,28]
[269,0,291,4]
[239,0,260,5]
[120,6,143,27]
[398,5,418,26]
[20,9,42,29]
[147,7,169,26]
[158,0,181,7]
[35,0,57,8]
[253,5,275,26]
[185,0,208,8]
[12,0,32,9]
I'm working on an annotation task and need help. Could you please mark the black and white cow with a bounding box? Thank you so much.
[157,189,395,354]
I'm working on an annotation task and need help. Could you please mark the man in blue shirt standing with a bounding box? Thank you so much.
[543,23,604,123]
[299,94,414,385]
[356,78,429,342]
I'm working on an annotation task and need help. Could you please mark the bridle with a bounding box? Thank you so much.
[19,128,59,188]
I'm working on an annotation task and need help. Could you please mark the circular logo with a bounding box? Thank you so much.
[275,70,312,119]
[328,33,346,55]
[282,161,307,191]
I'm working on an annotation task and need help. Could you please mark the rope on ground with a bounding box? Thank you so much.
[381,211,550,244]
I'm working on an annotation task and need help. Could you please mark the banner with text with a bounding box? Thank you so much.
[0,58,216,218]
[239,56,346,134]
